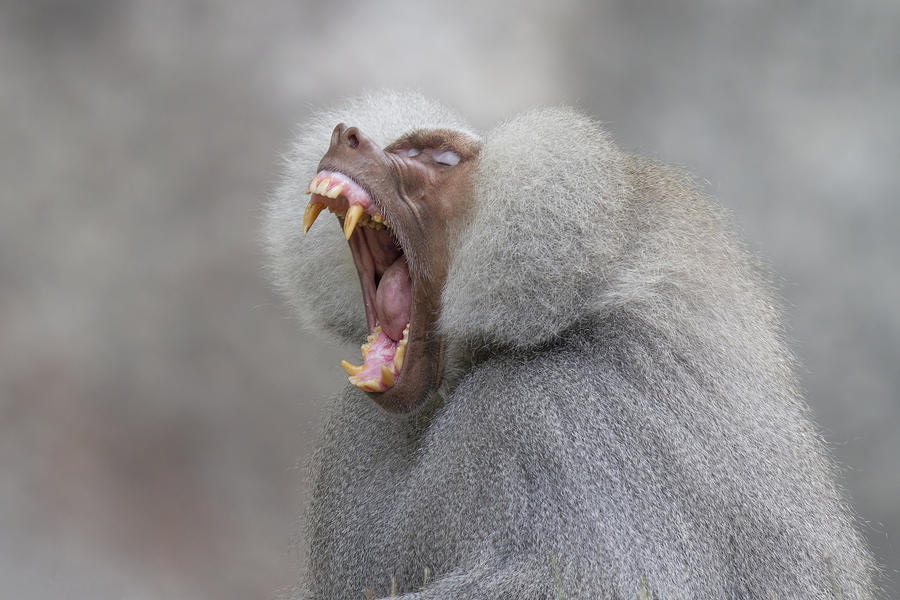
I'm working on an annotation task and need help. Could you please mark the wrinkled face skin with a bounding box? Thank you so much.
[302,124,481,413]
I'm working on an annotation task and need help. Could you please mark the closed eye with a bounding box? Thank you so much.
[432,150,460,166]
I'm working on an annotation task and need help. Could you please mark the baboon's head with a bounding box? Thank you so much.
[301,122,480,412]
[266,92,628,414]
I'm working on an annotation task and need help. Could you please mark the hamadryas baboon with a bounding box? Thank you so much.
[265,91,876,599]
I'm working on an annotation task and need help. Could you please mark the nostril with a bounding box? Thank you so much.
[347,133,359,149]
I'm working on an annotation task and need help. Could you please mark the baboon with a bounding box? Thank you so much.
[265,91,876,599]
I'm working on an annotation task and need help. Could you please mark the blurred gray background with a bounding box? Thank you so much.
[1,1,897,598]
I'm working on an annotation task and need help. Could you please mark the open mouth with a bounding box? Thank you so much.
[303,170,411,393]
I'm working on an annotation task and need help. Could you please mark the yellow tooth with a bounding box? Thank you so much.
[341,360,364,376]
[327,183,344,199]
[372,214,383,223]
[355,378,381,392]
[361,342,372,358]
[393,344,405,371]
[381,366,395,387]
[302,201,326,234]
[343,204,364,240]
[315,178,331,195]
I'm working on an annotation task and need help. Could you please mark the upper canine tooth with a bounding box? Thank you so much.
[302,201,326,234]
[343,204,364,240]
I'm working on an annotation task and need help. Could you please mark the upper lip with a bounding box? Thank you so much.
[304,170,390,238]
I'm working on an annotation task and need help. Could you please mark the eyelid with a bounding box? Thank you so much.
[433,150,460,166]
[407,148,421,157]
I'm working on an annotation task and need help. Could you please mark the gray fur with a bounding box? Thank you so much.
[265,92,876,599]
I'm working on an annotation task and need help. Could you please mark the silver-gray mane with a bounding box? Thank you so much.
[264,91,876,600]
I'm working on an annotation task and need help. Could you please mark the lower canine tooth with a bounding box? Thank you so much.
[393,344,405,371]
[341,360,364,376]
[381,366,394,386]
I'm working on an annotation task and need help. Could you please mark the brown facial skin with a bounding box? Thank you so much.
[317,124,481,413]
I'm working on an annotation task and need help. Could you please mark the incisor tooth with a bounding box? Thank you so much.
[341,360,364,376]
[361,342,372,358]
[327,183,344,199]
[343,204,364,240]
[355,378,381,392]
[307,178,318,193]
[316,178,331,195]
[381,366,394,387]
[302,201,325,234]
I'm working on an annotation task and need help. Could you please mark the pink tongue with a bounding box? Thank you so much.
[375,257,411,341]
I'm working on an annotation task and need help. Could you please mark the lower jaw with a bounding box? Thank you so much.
[359,324,445,414]
[341,322,409,392]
